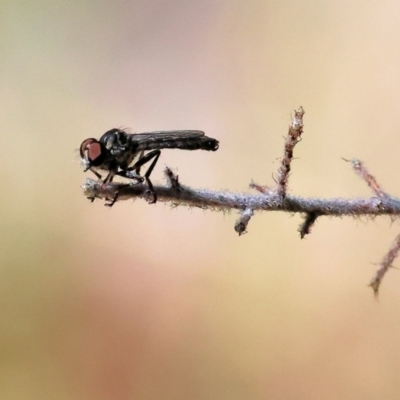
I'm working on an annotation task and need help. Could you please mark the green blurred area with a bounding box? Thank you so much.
[2,1,400,399]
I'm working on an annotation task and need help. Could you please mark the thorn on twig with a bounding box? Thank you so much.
[275,107,305,198]
[234,208,254,236]
[299,212,320,239]
[369,232,400,296]
[370,277,382,299]
[344,158,388,198]
[164,167,181,190]
[249,181,273,194]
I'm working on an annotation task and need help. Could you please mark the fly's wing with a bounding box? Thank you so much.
[128,130,218,151]
[132,130,205,142]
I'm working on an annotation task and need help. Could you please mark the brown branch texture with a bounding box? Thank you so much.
[81,107,400,296]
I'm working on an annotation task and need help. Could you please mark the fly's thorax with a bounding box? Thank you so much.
[97,129,134,168]
[100,129,127,150]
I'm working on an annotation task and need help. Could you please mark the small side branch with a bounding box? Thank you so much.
[165,166,181,190]
[275,107,304,197]
[370,232,400,296]
[347,158,388,198]
[234,208,254,236]
[299,212,320,239]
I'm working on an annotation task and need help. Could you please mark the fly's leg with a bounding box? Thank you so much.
[105,151,160,206]
[92,170,120,204]
[86,168,103,202]
[117,170,144,183]
[90,168,102,180]
[86,170,101,202]
[120,150,161,204]
[117,150,145,182]
[135,149,161,204]
[104,182,131,207]
[102,170,121,206]
[104,172,143,207]
[135,150,145,176]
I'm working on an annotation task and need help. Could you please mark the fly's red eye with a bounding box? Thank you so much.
[80,138,102,162]
[87,142,101,162]
[80,139,93,157]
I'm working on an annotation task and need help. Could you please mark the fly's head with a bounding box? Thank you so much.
[79,138,107,171]
[80,129,130,173]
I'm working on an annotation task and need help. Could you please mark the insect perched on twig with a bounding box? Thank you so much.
[80,128,219,206]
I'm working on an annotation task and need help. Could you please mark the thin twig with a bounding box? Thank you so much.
[345,158,388,198]
[275,107,304,198]
[234,208,254,235]
[82,176,400,216]
[80,107,400,294]
[370,232,400,296]
[299,212,320,239]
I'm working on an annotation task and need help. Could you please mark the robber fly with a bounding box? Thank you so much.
[80,128,219,205]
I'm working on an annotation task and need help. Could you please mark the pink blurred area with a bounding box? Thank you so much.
[2,1,400,399]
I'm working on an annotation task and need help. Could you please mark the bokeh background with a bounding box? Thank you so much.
[2,1,400,399]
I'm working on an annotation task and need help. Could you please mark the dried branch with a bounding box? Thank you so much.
[346,158,388,198]
[276,107,304,197]
[82,175,400,216]
[369,233,400,296]
[81,107,400,294]
[299,212,320,239]
[234,208,254,235]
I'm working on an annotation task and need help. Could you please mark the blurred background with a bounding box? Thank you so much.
[2,1,400,399]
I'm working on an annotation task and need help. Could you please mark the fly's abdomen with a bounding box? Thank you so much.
[128,130,219,152]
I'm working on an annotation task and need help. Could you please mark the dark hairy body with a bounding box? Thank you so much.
[80,128,219,205]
